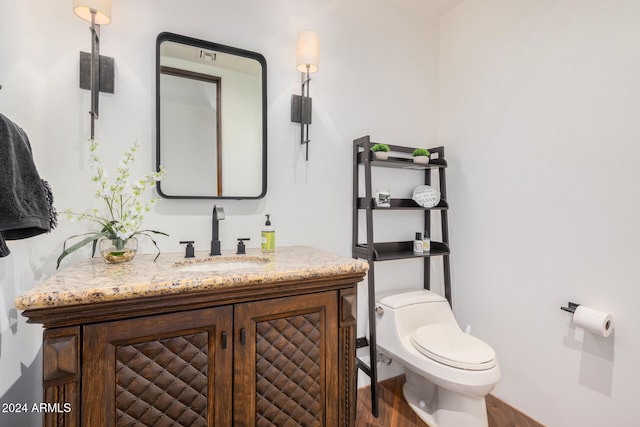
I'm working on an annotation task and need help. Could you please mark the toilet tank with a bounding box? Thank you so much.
[376,289,459,335]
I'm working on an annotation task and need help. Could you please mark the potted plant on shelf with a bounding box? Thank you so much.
[57,139,168,268]
[371,143,390,160]
[412,148,430,164]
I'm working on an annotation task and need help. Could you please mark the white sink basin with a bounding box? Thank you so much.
[175,256,269,273]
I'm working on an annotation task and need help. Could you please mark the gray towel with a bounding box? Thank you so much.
[0,113,57,257]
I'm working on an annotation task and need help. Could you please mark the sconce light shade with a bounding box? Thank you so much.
[296,31,320,73]
[73,0,112,25]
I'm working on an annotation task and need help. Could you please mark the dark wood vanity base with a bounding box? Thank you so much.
[18,248,366,427]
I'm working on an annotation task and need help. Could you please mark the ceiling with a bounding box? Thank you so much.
[425,0,465,14]
[387,0,464,15]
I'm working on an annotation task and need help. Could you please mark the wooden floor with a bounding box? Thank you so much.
[356,376,545,427]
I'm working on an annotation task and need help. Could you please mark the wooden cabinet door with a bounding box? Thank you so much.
[82,306,233,426]
[233,291,339,427]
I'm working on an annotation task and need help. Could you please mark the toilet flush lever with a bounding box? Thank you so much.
[375,306,384,317]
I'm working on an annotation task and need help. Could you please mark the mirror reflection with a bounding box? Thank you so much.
[156,32,267,199]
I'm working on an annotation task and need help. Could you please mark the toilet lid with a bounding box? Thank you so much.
[411,325,497,371]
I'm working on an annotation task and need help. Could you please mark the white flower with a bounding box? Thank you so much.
[65,138,167,240]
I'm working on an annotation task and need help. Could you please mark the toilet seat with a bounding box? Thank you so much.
[411,325,497,371]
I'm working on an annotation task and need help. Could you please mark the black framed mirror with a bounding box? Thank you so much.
[156,32,267,199]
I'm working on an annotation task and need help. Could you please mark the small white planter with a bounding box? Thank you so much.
[373,151,389,160]
[413,155,429,164]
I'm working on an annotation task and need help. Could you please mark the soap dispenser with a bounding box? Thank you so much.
[261,214,275,253]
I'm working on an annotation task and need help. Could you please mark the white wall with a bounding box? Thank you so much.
[9,1,639,426]
[439,1,640,425]
[0,0,440,422]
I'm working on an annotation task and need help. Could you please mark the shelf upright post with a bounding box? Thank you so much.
[352,135,380,418]
[352,136,360,266]
[438,149,452,304]
[363,135,380,417]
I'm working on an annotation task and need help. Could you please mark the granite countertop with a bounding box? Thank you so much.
[14,246,368,311]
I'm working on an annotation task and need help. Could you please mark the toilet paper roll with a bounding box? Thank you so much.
[573,305,614,338]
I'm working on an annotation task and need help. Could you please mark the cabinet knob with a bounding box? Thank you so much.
[240,329,246,345]
[221,332,227,349]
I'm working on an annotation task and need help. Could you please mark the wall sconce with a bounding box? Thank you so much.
[73,0,115,139]
[291,31,319,161]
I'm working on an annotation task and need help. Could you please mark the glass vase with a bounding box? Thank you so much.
[99,237,138,264]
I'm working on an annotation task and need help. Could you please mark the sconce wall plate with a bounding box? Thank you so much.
[79,52,115,94]
[291,94,312,125]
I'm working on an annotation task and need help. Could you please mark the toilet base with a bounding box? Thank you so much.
[402,370,489,427]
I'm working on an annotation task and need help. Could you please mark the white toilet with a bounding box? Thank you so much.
[375,289,501,427]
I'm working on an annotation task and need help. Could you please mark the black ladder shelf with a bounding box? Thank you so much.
[351,135,452,417]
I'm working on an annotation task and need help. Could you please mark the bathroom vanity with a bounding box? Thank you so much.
[15,246,367,427]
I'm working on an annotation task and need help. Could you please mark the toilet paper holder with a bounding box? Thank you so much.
[560,302,580,313]
[560,301,614,337]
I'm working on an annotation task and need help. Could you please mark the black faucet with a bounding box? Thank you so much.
[210,205,225,255]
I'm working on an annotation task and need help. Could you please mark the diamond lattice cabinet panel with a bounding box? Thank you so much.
[255,313,322,427]
[115,333,209,427]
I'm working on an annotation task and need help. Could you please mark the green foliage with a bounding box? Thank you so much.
[412,148,430,157]
[371,143,390,152]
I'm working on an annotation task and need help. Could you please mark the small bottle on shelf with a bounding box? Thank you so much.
[423,230,431,254]
[413,232,424,254]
